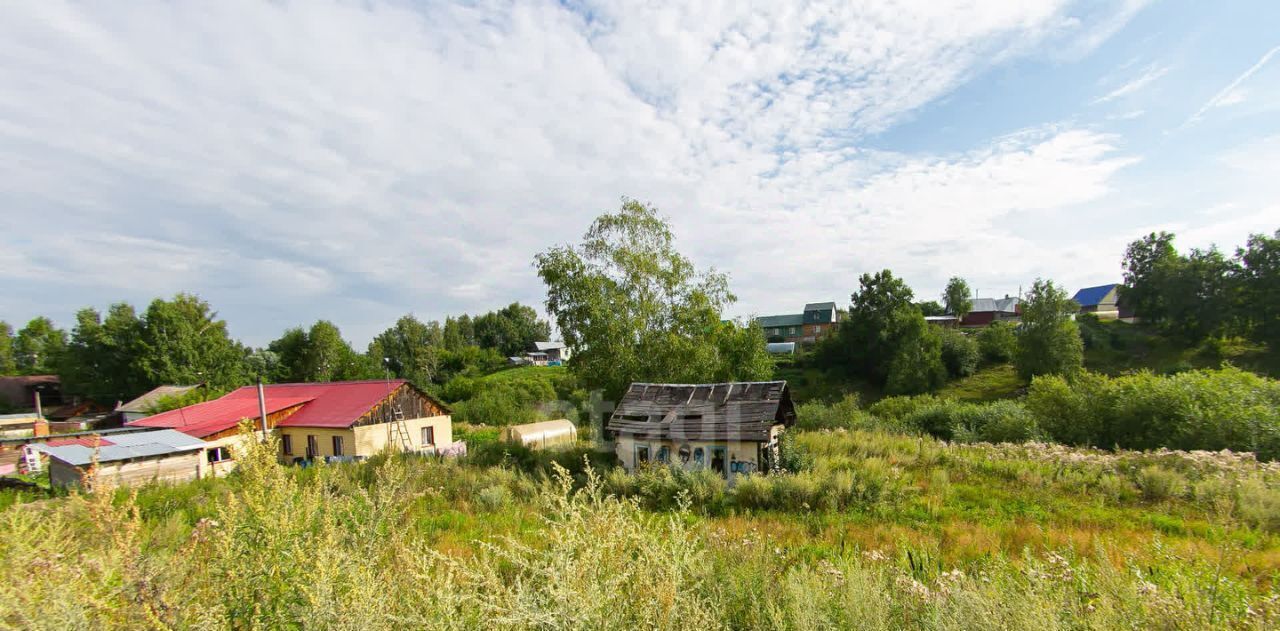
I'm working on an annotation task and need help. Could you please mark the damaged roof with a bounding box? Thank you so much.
[606,381,795,442]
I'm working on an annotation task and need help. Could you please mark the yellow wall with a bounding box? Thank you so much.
[276,415,452,461]
[614,432,780,477]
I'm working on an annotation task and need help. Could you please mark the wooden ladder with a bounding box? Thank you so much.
[389,404,413,452]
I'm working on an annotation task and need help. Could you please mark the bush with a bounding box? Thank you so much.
[795,395,872,431]
[1137,466,1186,502]
[1027,367,1280,459]
[475,485,511,511]
[867,394,940,420]
[939,329,979,378]
[977,321,1017,363]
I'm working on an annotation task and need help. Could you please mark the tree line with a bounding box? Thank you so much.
[0,296,551,406]
[1121,229,1280,347]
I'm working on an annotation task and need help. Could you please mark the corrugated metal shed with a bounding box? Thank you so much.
[33,429,206,466]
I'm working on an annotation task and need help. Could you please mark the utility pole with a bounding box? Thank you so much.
[257,379,269,439]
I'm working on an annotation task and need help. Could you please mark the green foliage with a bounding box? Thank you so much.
[1027,367,1280,459]
[942,276,972,319]
[1238,229,1280,350]
[915,300,945,317]
[444,366,582,427]
[884,315,946,395]
[60,304,149,402]
[366,314,444,386]
[1120,231,1179,322]
[144,386,223,415]
[536,198,772,401]
[976,321,1017,363]
[0,321,14,375]
[471,302,552,357]
[1015,279,1083,381]
[268,320,377,383]
[13,316,66,375]
[936,364,1025,403]
[819,270,944,394]
[135,294,249,389]
[938,329,979,378]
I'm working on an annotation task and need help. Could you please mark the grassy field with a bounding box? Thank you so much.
[2,426,1277,629]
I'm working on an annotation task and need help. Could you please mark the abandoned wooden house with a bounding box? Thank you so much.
[128,380,453,465]
[34,429,210,489]
[606,381,796,478]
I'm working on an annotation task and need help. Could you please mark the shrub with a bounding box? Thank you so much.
[475,485,511,511]
[1137,466,1187,502]
[968,401,1040,444]
[867,394,940,421]
[939,329,979,378]
[977,321,1017,363]
[1025,372,1110,447]
[795,395,875,431]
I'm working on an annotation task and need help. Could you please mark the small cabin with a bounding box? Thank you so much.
[606,381,796,478]
[36,429,209,490]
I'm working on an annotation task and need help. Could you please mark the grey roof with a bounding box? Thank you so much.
[532,341,567,351]
[116,384,202,414]
[755,313,804,328]
[34,429,207,466]
[924,315,959,321]
[803,302,837,312]
[607,381,795,442]
[966,297,1019,314]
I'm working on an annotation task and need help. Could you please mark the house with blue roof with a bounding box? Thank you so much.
[1072,283,1131,320]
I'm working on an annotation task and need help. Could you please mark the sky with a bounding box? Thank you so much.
[2,0,1278,347]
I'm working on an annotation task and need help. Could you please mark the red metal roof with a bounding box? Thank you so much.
[126,380,411,437]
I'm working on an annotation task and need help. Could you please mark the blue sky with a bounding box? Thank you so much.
[1,0,1277,346]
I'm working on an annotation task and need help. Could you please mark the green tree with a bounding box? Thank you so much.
[820,269,944,390]
[267,327,310,382]
[136,294,247,388]
[939,328,979,378]
[1238,229,1280,349]
[1015,279,1083,381]
[915,300,946,317]
[270,321,376,383]
[14,316,66,375]
[61,304,148,402]
[0,321,15,375]
[1156,246,1239,343]
[943,277,973,321]
[442,314,476,351]
[977,321,1017,363]
[472,303,552,357]
[535,198,772,401]
[1119,232,1178,321]
[368,315,445,386]
[885,315,947,394]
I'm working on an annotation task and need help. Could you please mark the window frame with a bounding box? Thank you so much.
[281,435,292,456]
[332,435,344,457]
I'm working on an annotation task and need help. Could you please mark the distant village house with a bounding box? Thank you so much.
[756,302,841,344]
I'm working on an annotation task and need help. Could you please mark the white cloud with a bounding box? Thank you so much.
[0,0,1152,344]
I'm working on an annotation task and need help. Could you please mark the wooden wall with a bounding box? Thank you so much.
[50,451,203,489]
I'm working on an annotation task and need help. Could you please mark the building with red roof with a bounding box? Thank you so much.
[128,380,452,464]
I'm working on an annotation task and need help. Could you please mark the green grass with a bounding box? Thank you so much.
[1082,320,1275,377]
[936,364,1024,402]
[2,429,1278,628]
[476,364,570,383]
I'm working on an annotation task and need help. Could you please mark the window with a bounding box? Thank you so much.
[306,435,318,458]
[635,445,650,465]
[693,447,705,466]
[332,436,344,457]
[710,447,727,476]
[282,435,293,455]
[207,447,231,463]
[814,325,823,334]
[788,326,797,334]
[421,425,435,446]
[656,446,670,463]
[678,444,691,464]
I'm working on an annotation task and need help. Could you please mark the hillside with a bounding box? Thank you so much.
[2,428,1276,629]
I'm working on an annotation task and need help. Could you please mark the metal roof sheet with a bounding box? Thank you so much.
[1072,284,1120,307]
[755,313,804,328]
[35,429,207,466]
